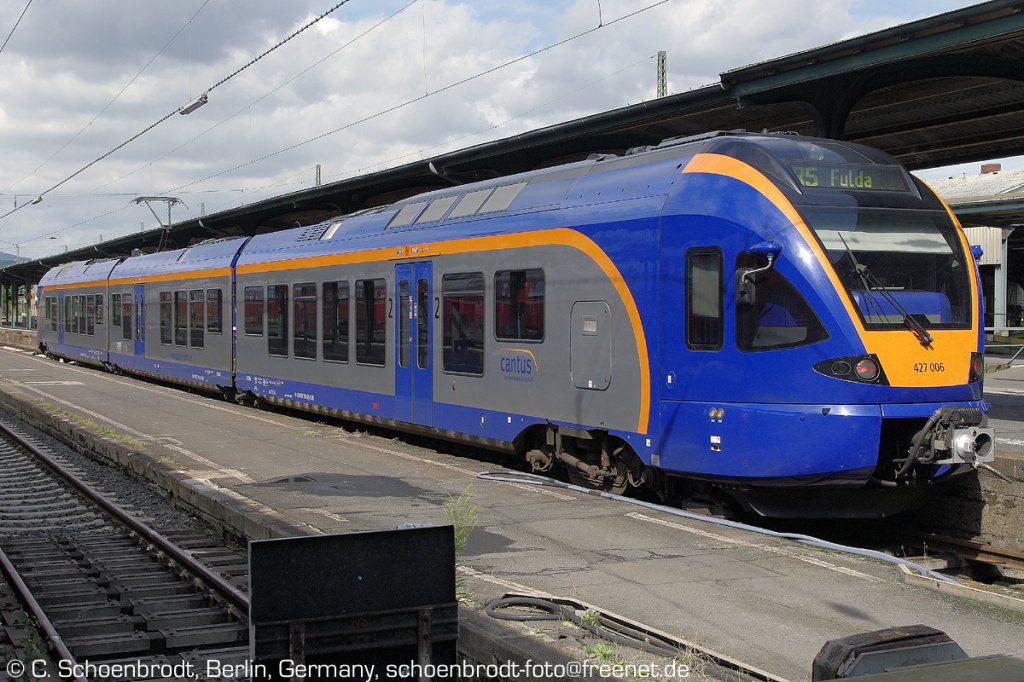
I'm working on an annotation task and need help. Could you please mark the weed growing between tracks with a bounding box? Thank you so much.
[4,612,47,682]
[581,608,602,628]
[443,486,478,601]
[585,642,624,664]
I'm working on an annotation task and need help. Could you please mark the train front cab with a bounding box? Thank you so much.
[657,134,991,517]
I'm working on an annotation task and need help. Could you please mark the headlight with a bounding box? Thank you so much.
[813,354,888,385]
[855,357,880,381]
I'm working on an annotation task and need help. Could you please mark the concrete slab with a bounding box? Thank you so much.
[1,347,1023,681]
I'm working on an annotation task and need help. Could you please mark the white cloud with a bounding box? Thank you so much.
[0,0,992,258]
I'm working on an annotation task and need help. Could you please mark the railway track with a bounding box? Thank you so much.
[901,530,1024,574]
[0,416,251,680]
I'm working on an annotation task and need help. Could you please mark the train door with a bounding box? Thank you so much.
[394,262,434,426]
[57,290,65,347]
[133,284,145,357]
[660,245,725,401]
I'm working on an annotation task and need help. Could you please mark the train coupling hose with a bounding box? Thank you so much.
[899,407,994,478]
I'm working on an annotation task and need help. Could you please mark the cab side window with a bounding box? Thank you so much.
[686,249,723,350]
[735,254,828,351]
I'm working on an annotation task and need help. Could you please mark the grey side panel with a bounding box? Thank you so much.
[234,264,396,396]
[58,287,109,360]
[231,242,643,434]
[144,276,233,375]
[108,284,134,358]
[435,245,641,433]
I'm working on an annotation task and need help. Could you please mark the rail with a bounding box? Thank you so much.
[0,547,86,682]
[904,531,1024,573]
[0,419,250,615]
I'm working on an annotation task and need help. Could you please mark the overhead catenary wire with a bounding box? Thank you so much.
[0,0,32,56]
[159,0,671,196]
[0,205,132,250]
[18,0,668,250]
[0,0,351,227]
[202,52,653,215]
[331,53,653,185]
[1,0,213,196]
[88,0,418,196]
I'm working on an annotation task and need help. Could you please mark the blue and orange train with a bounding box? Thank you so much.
[37,131,994,517]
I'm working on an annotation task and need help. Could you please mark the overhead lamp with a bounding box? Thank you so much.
[29,195,42,205]
[179,92,208,115]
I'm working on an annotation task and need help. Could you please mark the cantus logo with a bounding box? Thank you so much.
[499,349,537,382]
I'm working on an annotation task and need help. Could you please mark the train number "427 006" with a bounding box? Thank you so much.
[913,362,945,373]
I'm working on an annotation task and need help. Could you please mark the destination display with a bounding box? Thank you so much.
[789,163,907,191]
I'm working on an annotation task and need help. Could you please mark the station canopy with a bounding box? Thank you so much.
[5,0,1024,284]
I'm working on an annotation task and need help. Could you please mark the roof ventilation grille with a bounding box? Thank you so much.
[296,224,332,242]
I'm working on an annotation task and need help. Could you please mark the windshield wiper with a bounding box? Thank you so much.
[838,233,934,347]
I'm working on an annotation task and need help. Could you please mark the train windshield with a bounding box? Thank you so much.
[802,208,971,330]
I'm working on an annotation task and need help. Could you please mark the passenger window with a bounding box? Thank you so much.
[174,291,187,346]
[121,293,133,341]
[160,292,172,344]
[495,269,544,341]
[293,283,317,359]
[686,249,723,350]
[95,294,104,327]
[206,289,223,334]
[63,297,70,332]
[244,287,264,336]
[189,289,205,349]
[267,285,289,357]
[355,278,386,366]
[735,255,828,351]
[323,281,350,363]
[112,293,121,326]
[442,272,484,375]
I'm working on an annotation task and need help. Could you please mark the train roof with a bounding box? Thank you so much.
[38,258,120,286]
[235,139,702,268]
[41,132,915,282]
[234,131,911,269]
[110,237,248,279]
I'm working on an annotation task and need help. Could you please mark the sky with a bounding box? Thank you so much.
[0,0,1013,260]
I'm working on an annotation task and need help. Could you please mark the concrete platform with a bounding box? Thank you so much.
[1,346,1023,681]
[985,362,1024,456]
